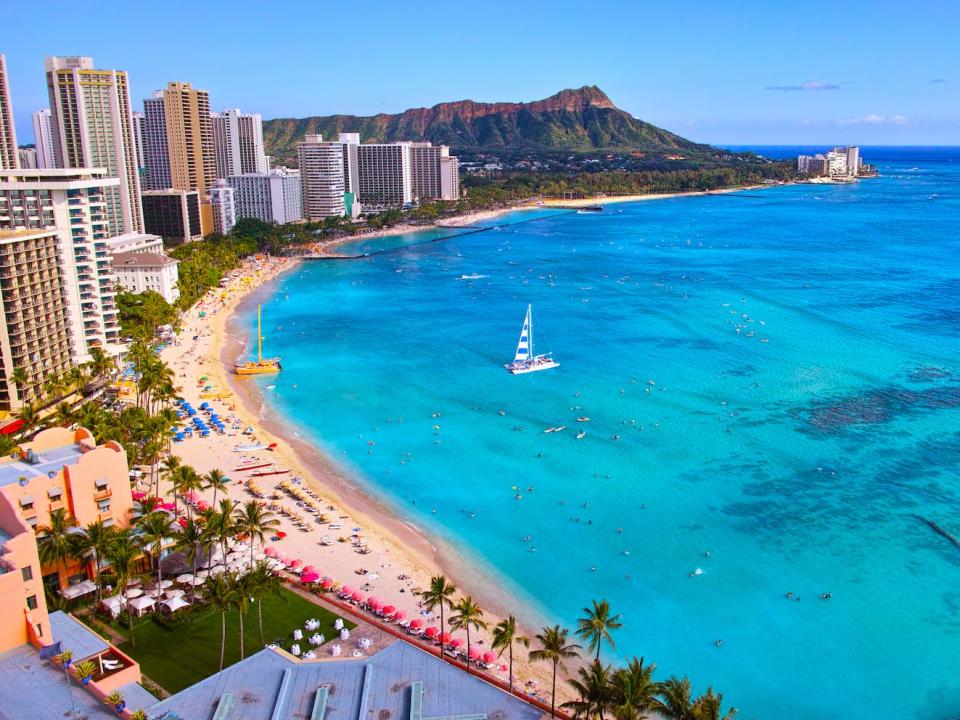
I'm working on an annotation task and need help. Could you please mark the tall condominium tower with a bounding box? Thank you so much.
[297,135,345,219]
[44,56,144,236]
[0,54,18,169]
[0,168,124,364]
[141,92,170,190]
[227,168,302,225]
[409,142,460,201]
[212,109,269,179]
[31,109,55,169]
[162,82,214,194]
[356,142,413,208]
[131,110,145,175]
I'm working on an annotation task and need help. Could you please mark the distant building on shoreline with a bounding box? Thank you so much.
[298,134,346,219]
[798,146,863,178]
[31,109,55,169]
[227,168,302,225]
[142,188,203,245]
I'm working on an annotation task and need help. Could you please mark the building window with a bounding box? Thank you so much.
[26,595,38,610]
[97,500,111,512]
[36,623,43,638]
[21,566,33,582]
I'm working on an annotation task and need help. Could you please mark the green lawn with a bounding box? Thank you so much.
[119,588,352,693]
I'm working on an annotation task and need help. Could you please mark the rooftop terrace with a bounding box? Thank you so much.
[0,443,84,488]
[148,641,544,720]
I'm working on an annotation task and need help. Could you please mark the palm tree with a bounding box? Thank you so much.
[653,677,695,720]
[174,518,205,598]
[529,625,581,718]
[36,509,78,588]
[690,688,736,720]
[132,495,161,521]
[230,572,251,660]
[75,520,115,609]
[177,465,203,520]
[10,367,29,402]
[562,660,613,720]
[137,511,178,597]
[448,595,487,664]
[53,402,75,427]
[233,501,279,566]
[418,575,457,659]
[246,562,284,645]
[105,534,142,646]
[202,572,237,670]
[576,599,622,661]
[161,455,182,499]
[204,469,230,506]
[610,657,658,720]
[15,402,42,439]
[86,346,114,387]
[204,499,237,563]
[492,615,529,692]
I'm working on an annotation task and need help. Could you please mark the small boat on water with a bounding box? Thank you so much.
[505,304,558,374]
[576,205,603,213]
[577,417,590,422]
[544,426,567,433]
[235,305,282,375]
[576,430,586,440]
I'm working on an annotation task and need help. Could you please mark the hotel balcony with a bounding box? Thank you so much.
[94,488,112,501]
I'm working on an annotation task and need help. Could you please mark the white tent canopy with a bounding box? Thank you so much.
[128,596,156,615]
[100,596,123,617]
[62,579,97,599]
[162,595,190,613]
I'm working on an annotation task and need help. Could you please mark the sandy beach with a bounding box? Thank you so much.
[156,256,558,702]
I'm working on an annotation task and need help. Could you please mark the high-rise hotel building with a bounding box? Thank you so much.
[212,109,269,179]
[44,57,144,236]
[355,142,413,209]
[409,142,460,201]
[0,169,123,374]
[141,92,170,190]
[0,55,17,170]
[31,110,55,170]
[298,135,346,219]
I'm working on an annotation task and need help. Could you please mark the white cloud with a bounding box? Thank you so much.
[835,114,910,126]
[766,80,840,91]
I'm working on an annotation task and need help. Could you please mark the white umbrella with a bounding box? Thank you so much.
[358,637,372,650]
[158,579,174,589]
[208,565,226,576]
[188,576,206,587]
[305,619,319,631]
[195,570,210,579]
[293,629,303,640]
[334,618,344,631]
[125,578,142,587]
[330,644,342,657]
[176,574,195,583]
[165,588,186,598]
[309,634,324,646]
[290,643,301,656]
[340,628,350,641]
[303,650,317,660]
[129,596,156,615]
[124,588,144,598]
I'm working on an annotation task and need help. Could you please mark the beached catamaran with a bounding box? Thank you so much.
[505,304,558,374]
[234,304,281,375]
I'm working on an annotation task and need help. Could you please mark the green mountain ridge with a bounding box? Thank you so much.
[262,86,720,161]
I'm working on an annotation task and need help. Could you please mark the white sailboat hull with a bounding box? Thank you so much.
[505,358,559,374]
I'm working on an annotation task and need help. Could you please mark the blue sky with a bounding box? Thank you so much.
[4,0,957,145]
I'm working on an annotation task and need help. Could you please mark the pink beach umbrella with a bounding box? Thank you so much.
[320,579,334,590]
[178,518,187,528]
[301,572,320,584]
[482,651,496,664]
[340,585,353,597]
[409,619,423,629]
[423,626,439,639]
[450,638,463,649]
[301,565,316,575]
[264,547,277,557]
[380,605,396,617]
[393,611,406,622]
[160,502,176,512]
[469,647,482,661]
[367,596,381,610]
[290,559,303,568]
[351,591,364,603]
[132,491,146,501]
[439,632,453,645]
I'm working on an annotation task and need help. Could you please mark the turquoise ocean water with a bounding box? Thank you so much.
[239,149,960,719]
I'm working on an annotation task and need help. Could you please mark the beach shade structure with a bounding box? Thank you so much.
[340,628,350,641]
[124,588,144,599]
[188,576,206,587]
[358,637,373,650]
[450,638,463,650]
[339,586,353,599]
[393,611,406,622]
[165,588,186,598]
[162,595,190,613]
[301,565,316,575]
[409,619,423,630]
[330,644,342,657]
[293,629,303,641]
[352,591,365,604]
[291,643,301,656]
[129,596,156,616]
[482,651,497,665]
[305,619,320,631]
[320,579,334,590]
[381,605,397,618]
[366,596,380,610]
[309,634,324,646]
[290,559,304,569]
[469,647,483,662]
[264,547,278,557]
[301,572,320,584]
[334,618,345,631]
[439,631,452,645]
[100,596,123,618]
[423,626,439,639]
[303,650,317,660]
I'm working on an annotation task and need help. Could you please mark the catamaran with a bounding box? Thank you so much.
[234,304,281,375]
[505,304,559,374]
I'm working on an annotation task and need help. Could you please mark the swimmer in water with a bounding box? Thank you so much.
[715,640,724,648]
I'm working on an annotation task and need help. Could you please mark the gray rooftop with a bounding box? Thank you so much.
[0,644,115,719]
[112,250,178,268]
[148,641,544,720]
[49,611,110,661]
[0,443,84,487]
[120,680,161,710]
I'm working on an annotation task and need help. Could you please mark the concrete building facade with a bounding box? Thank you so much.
[105,231,163,255]
[31,109,55,169]
[298,135,346,219]
[227,169,302,225]
[142,189,202,245]
[209,179,236,234]
[0,229,73,410]
[0,168,123,362]
[356,142,413,209]
[131,110,145,176]
[17,148,37,169]
[0,55,17,170]
[213,109,269,179]
[111,251,180,303]
[409,142,460,201]
[44,57,144,236]
[141,93,170,190]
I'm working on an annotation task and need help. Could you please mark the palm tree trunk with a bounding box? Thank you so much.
[466,627,471,665]
[508,643,513,691]
[258,600,265,645]
[239,610,245,660]
[551,659,557,718]
[439,606,445,659]
[128,605,136,647]
[219,611,226,670]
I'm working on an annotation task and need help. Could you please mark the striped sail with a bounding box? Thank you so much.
[514,305,532,362]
